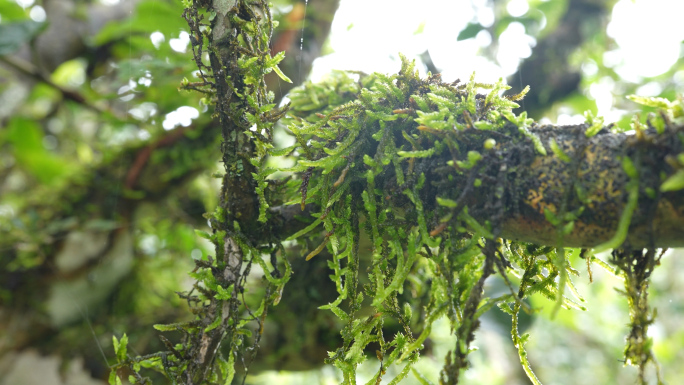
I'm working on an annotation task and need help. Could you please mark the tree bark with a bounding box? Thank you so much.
[466,124,684,248]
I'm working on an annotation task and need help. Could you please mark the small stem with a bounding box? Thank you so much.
[0,55,125,120]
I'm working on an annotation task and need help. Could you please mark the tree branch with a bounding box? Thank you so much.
[275,123,684,249]
[0,55,122,118]
[461,124,684,248]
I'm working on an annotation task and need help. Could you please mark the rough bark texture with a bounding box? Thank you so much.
[475,124,684,248]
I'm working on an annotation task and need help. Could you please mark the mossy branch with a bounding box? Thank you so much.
[274,59,683,384]
[107,1,684,382]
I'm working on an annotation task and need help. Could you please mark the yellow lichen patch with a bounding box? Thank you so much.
[526,184,557,215]
[586,170,622,209]
[529,156,544,170]
[541,201,558,215]
[527,189,543,210]
[577,148,597,178]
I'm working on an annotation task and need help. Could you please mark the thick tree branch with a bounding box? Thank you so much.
[431,123,684,249]
[274,123,684,249]
[501,128,683,248]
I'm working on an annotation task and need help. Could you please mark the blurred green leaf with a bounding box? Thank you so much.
[559,92,597,116]
[4,117,70,184]
[661,169,684,192]
[0,20,46,55]
[51,59,86,88]
[0,1,29,22]
[273,64,292,83]
[494,17,514,37]
[84,219,121,231]
[413,21,426,35]
[115,333,129,361]
[457,22,485,41]
[94,0,188,45]
[534,0,568,37]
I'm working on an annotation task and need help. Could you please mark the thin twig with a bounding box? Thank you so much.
[0,55,126,120]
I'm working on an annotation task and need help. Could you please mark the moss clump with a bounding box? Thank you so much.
[269,54,683,383]
[271,56,577,383]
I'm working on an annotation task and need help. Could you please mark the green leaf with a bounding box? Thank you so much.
[627,95,673,109]
[5,117,71,184]
[622,156,638,179]
[94,1,188,45]
[204,314,222,332]
[459,207,494,239]
[661,169,684,192]
[457,23,485,41]
[269,144,296,157]
[0,21,46,55]
[84,219,120,231]
[456,151,482,169]
[272,64,292,83]
[413,21,426,35]
[194,229,212,240]
[549,138,571,163]
[116,333,129,361]
[518,126,547,155]
[543,208,560,226]
[108,371,120,385]
[215,284,234,300]
[51,59,86,88]
[474,121,495,130]
[436,197,458,208]
[112,335,119,357]
[0,1,29,21]
[153,323,177,332]
[285,218,323,241]
[563,221,575,235]
[397,148,435,158]
[592,182,639,254]
[584,110,605,137]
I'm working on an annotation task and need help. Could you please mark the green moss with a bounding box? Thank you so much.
[272,54,561,382]
[271,55,684,381]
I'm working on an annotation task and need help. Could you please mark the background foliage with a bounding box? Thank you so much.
[1,0,683,384]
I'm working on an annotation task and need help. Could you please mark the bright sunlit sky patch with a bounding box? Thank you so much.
[310,0,504,82]
[163,106,199,130]
[309,0,684,124]
[607,0,684,81]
